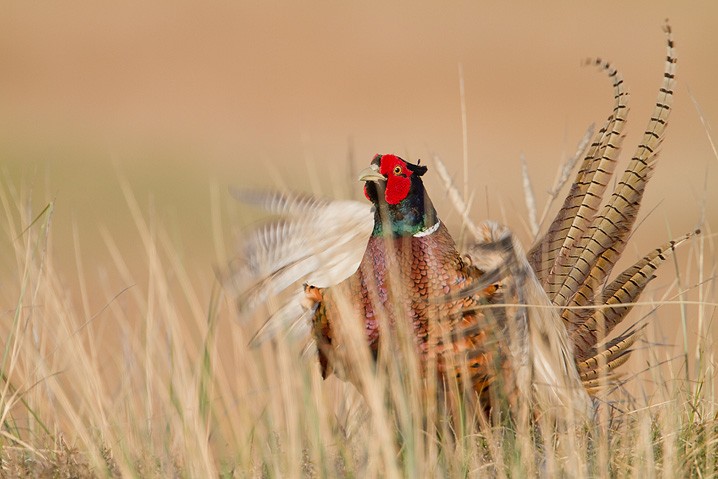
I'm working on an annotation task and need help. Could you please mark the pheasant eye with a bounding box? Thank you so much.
[393,165,403,175]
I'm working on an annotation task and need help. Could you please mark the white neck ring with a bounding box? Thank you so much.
[413,220,441,238]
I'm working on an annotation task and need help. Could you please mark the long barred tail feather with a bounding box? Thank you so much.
[569,230,697,361]
[525,22,692,390]
[553,23,677,312]
[530,57,629,297]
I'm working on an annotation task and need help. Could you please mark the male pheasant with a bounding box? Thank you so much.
[230,23,690,416]
[302,153,583,414]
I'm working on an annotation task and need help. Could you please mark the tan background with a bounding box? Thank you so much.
[1,2,716,313]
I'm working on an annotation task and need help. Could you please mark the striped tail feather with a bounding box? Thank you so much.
[527,22,690,391]
[547,60,630,305]
[528,121,612,286]
[569,230,697,362]
[553,23,677,311]
[530,58,629,296]
[578,332,639,392]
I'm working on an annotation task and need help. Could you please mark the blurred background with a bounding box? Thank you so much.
[1,2,716,313]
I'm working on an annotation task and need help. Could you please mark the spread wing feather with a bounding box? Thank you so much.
[226,189,373,344]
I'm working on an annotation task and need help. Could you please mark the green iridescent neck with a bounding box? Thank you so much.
[371,191,438,238]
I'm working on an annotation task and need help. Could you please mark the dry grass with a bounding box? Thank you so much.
[0,160,716,478]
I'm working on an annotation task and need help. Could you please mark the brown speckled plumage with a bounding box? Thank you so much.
[309,222,509,404]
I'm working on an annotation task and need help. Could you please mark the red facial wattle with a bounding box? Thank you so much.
[379,154,412,205]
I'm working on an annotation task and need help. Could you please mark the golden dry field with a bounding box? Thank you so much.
[1,2,717,477]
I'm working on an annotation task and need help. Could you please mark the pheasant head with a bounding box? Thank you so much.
[359,154,438,237]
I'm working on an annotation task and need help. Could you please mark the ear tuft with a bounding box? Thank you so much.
[407,161,428,177]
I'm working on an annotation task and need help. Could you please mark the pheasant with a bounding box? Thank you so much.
[229,23,690,416]
[302,153,585,414]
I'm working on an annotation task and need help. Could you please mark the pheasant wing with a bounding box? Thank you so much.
[226,189,373,343]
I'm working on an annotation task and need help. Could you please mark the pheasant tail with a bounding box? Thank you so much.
[528,22,688,390]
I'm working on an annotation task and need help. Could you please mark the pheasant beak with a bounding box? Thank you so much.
[358,164,385,183]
